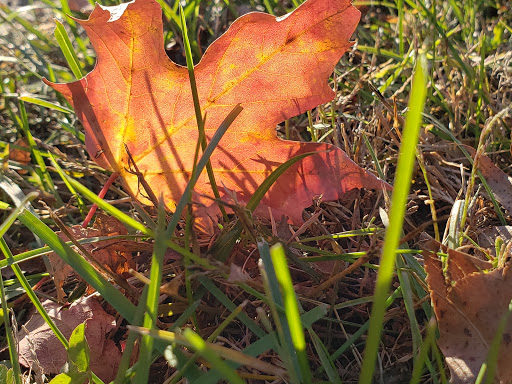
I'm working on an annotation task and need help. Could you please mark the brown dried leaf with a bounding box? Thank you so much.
[8,138,31,174]
[18,296,121,382]
[478,226,512,252]
[48,213,143,301]
[423,238,512,383]
[463,145,512,214]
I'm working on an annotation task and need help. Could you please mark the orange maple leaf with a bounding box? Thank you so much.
[45,0,388,226]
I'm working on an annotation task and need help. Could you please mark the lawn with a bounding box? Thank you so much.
[0,0,511,382]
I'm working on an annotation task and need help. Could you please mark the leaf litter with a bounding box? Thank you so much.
[18,296,121,383]
[423,236,512,384]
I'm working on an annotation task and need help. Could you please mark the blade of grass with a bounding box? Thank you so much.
[66,176,151,235]
[0,235,144,270]
[17,100,60,200]
[65,174,213,268]
[425,116,507,225]
[478,299,512,384]
[114,285,146,384]
[167,300,248,384]
[183,329,245,384]
[164,103,243,238]
[0,192,37,238]
[130,326,286,380]
[193,306,326,384]
[258,239,301,383]
[0,238,105,384]
[54,19,84,79]
[331,287,402,361]
[308,328,342,384]
[198,276,265,337]
[48,152,87,217]
[0,254,22,384]
[359,56,427,384]
[270,242,312,384]
[134,104,241,383]
[135,202,167,384]
[409,317,437,384]
[179,4,228,222]
[18,95,74,114]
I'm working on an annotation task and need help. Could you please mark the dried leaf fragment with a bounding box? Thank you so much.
[48,213,142,301]
[18,296,121,382]
[423,238,512,384]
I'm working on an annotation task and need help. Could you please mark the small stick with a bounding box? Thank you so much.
[124,143,160,209]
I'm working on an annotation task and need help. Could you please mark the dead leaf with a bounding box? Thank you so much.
[18,296,121,382]
[462,144,512,214]
[478,226,512,253]
[423,237,512,383]
[45,0,389,231]
[8,137,30,174]
[48,213,142,301]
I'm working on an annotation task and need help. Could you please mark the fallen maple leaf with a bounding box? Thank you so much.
[423,237,512,383]
[18,296,121,382]
[45,0,388,228]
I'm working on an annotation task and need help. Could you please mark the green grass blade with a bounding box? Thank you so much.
[54,20,84,79]
[17,100,59,199]
[0,258,22,384]
[409,318,437,384]
[308,328,342,384]
[18,95,73,114]
[359,56,427,384]
[193,306,327,384]
[48,153,87,217]
[164,104,243,238]
[65,175,211,267]
[0,192,37,238]
[246,151,320,212]
[270,242,312,384]
[66,175,151,235]
[135,203,167,384]
[198,276,266,337]
[0,238,68,348]
[331,287,402,361]
[114,286,148,384]
[179,4,228,221]
[167,301,248,384]
[481,299,512,384]
[212,150,321,262]
[183,329,245,384]
[0,235,143,270]
[258,239,301,382]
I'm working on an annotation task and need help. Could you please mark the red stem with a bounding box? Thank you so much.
[82,172,119,227]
